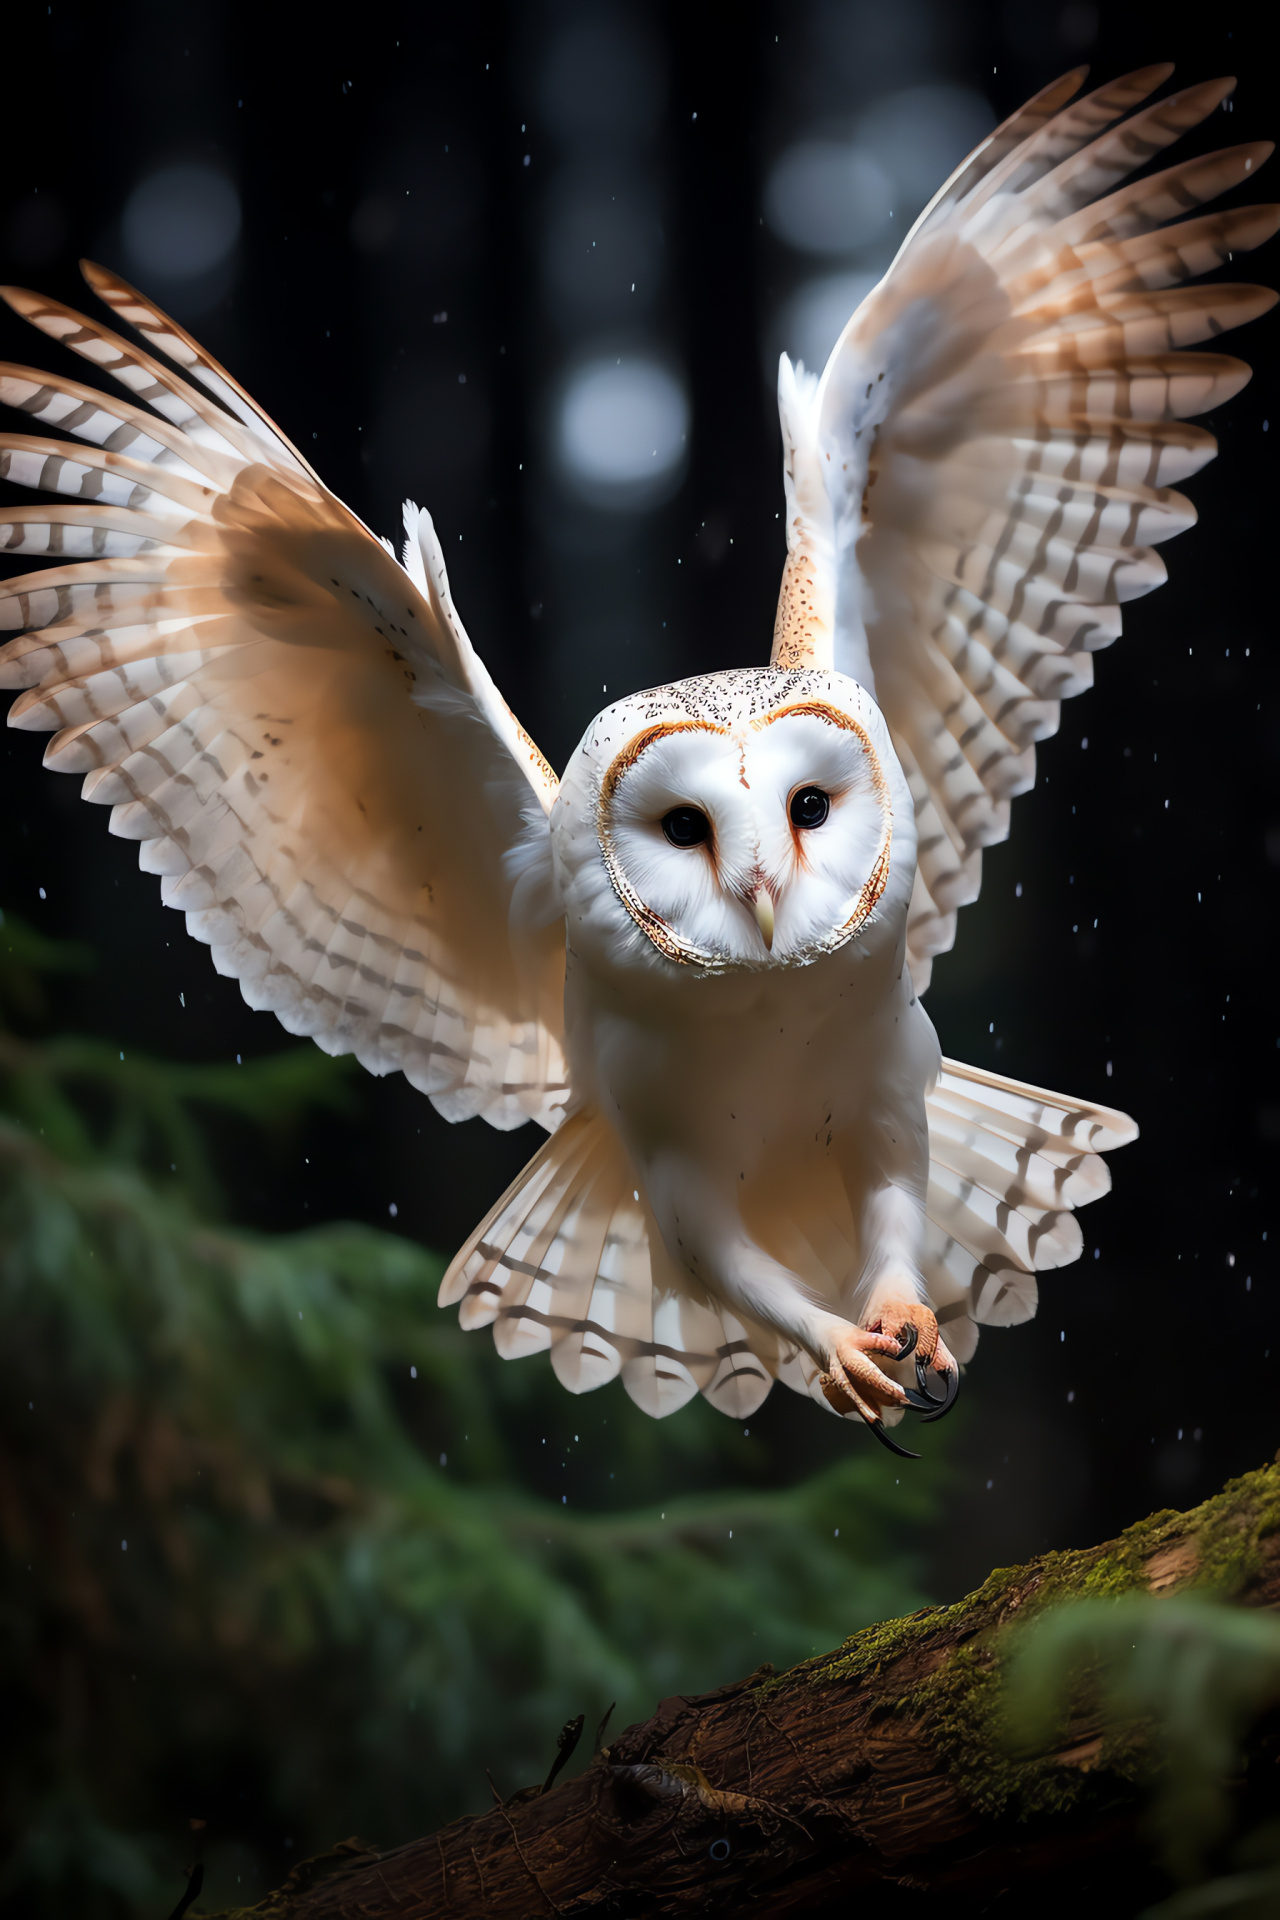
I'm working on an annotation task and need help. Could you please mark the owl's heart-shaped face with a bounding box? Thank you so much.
[593,690,894,970]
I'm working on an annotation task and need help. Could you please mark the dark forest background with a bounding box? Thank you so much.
[0,0,1276,1912]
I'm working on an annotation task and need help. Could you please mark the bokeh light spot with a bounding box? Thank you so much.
[556,357,688,508]
[122,164,241,281]
[765,142,894,255]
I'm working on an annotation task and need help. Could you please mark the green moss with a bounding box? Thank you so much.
[1189,1466,1280,1596]
[754,1599,962,1697]
[751,1462,1280,1822]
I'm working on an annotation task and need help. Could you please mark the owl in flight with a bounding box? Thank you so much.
[0,67,1272,1454]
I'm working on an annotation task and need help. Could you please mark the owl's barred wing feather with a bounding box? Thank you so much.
[772,68,1278,989]
[0,267,567,1129]
[921,1057,1136,1361]
[440,1068,1132,1418]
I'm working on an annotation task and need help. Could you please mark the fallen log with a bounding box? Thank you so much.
[206,1459,1280,1918]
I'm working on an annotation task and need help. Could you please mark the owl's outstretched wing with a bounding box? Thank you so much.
[0,265,567,1129]
[771,67,1277,989]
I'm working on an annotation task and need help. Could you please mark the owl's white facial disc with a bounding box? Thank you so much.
[596,693,892,970]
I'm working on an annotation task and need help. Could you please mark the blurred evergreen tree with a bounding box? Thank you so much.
[1007,1592,1280,1917]
[0,907,939,1918]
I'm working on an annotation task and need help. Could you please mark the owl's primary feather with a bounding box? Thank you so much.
[0,66,1271,1436]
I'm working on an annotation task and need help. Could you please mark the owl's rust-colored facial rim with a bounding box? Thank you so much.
[597,720,732,969]
[596,703,893,971]
[752,700,893,950]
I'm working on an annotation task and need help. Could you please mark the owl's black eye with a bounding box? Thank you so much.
[789,786,830,829]
[661,806,711,848]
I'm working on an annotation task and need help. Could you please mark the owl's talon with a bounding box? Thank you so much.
[820,1359,923,1457]
[869,1299,939,1364]
[868,1420,921,1460]
[915,1360,959,1422]
[861,1300,960,1425]
[876,1363,958,1422]
[818,1366,879,1424]
[822,1325,914,1452]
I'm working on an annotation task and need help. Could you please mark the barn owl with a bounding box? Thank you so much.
[0,67,1273,1455]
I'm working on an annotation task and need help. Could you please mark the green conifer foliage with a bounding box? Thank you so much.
[1007,1593,1280,1912]
[0,909,938,1917]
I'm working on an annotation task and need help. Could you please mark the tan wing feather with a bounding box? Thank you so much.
[0,272,567,1129]
[1,284,295,475]
[774,69,1275,990]
[81,261,324,479]
[0,361,240,486]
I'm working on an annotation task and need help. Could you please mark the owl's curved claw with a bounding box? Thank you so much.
[868,1419,921,1460]
[870,1302,958,1422]
[897,1354,959,1420]
[915,1357,959,1421]
[887,1365,959,1421]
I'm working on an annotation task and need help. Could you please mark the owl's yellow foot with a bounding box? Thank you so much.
[867,1299,960,1422]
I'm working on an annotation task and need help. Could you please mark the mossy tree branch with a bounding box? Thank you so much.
[205,1462,1280,1919]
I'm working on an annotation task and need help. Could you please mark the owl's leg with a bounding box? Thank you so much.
[643,1155,912,1426]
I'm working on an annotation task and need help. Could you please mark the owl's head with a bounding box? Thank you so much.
[554,668,914,974]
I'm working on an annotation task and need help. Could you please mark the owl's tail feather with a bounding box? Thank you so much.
[439,1065,1136,1423]
[921,1058,1138,1366]
[438,1107,777,1420]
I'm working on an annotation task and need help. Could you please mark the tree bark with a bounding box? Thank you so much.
[208,1461,1280,1919]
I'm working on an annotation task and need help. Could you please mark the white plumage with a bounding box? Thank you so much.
[1,67,1272,1445]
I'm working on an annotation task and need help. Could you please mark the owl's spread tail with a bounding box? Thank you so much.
[438,1065,1136,1422]
[921,1058,1138,1364]
[438,1107,776,1419]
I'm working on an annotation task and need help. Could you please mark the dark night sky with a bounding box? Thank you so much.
[1,0,1276,1599]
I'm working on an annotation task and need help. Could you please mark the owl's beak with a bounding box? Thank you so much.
[751,885,775,950]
